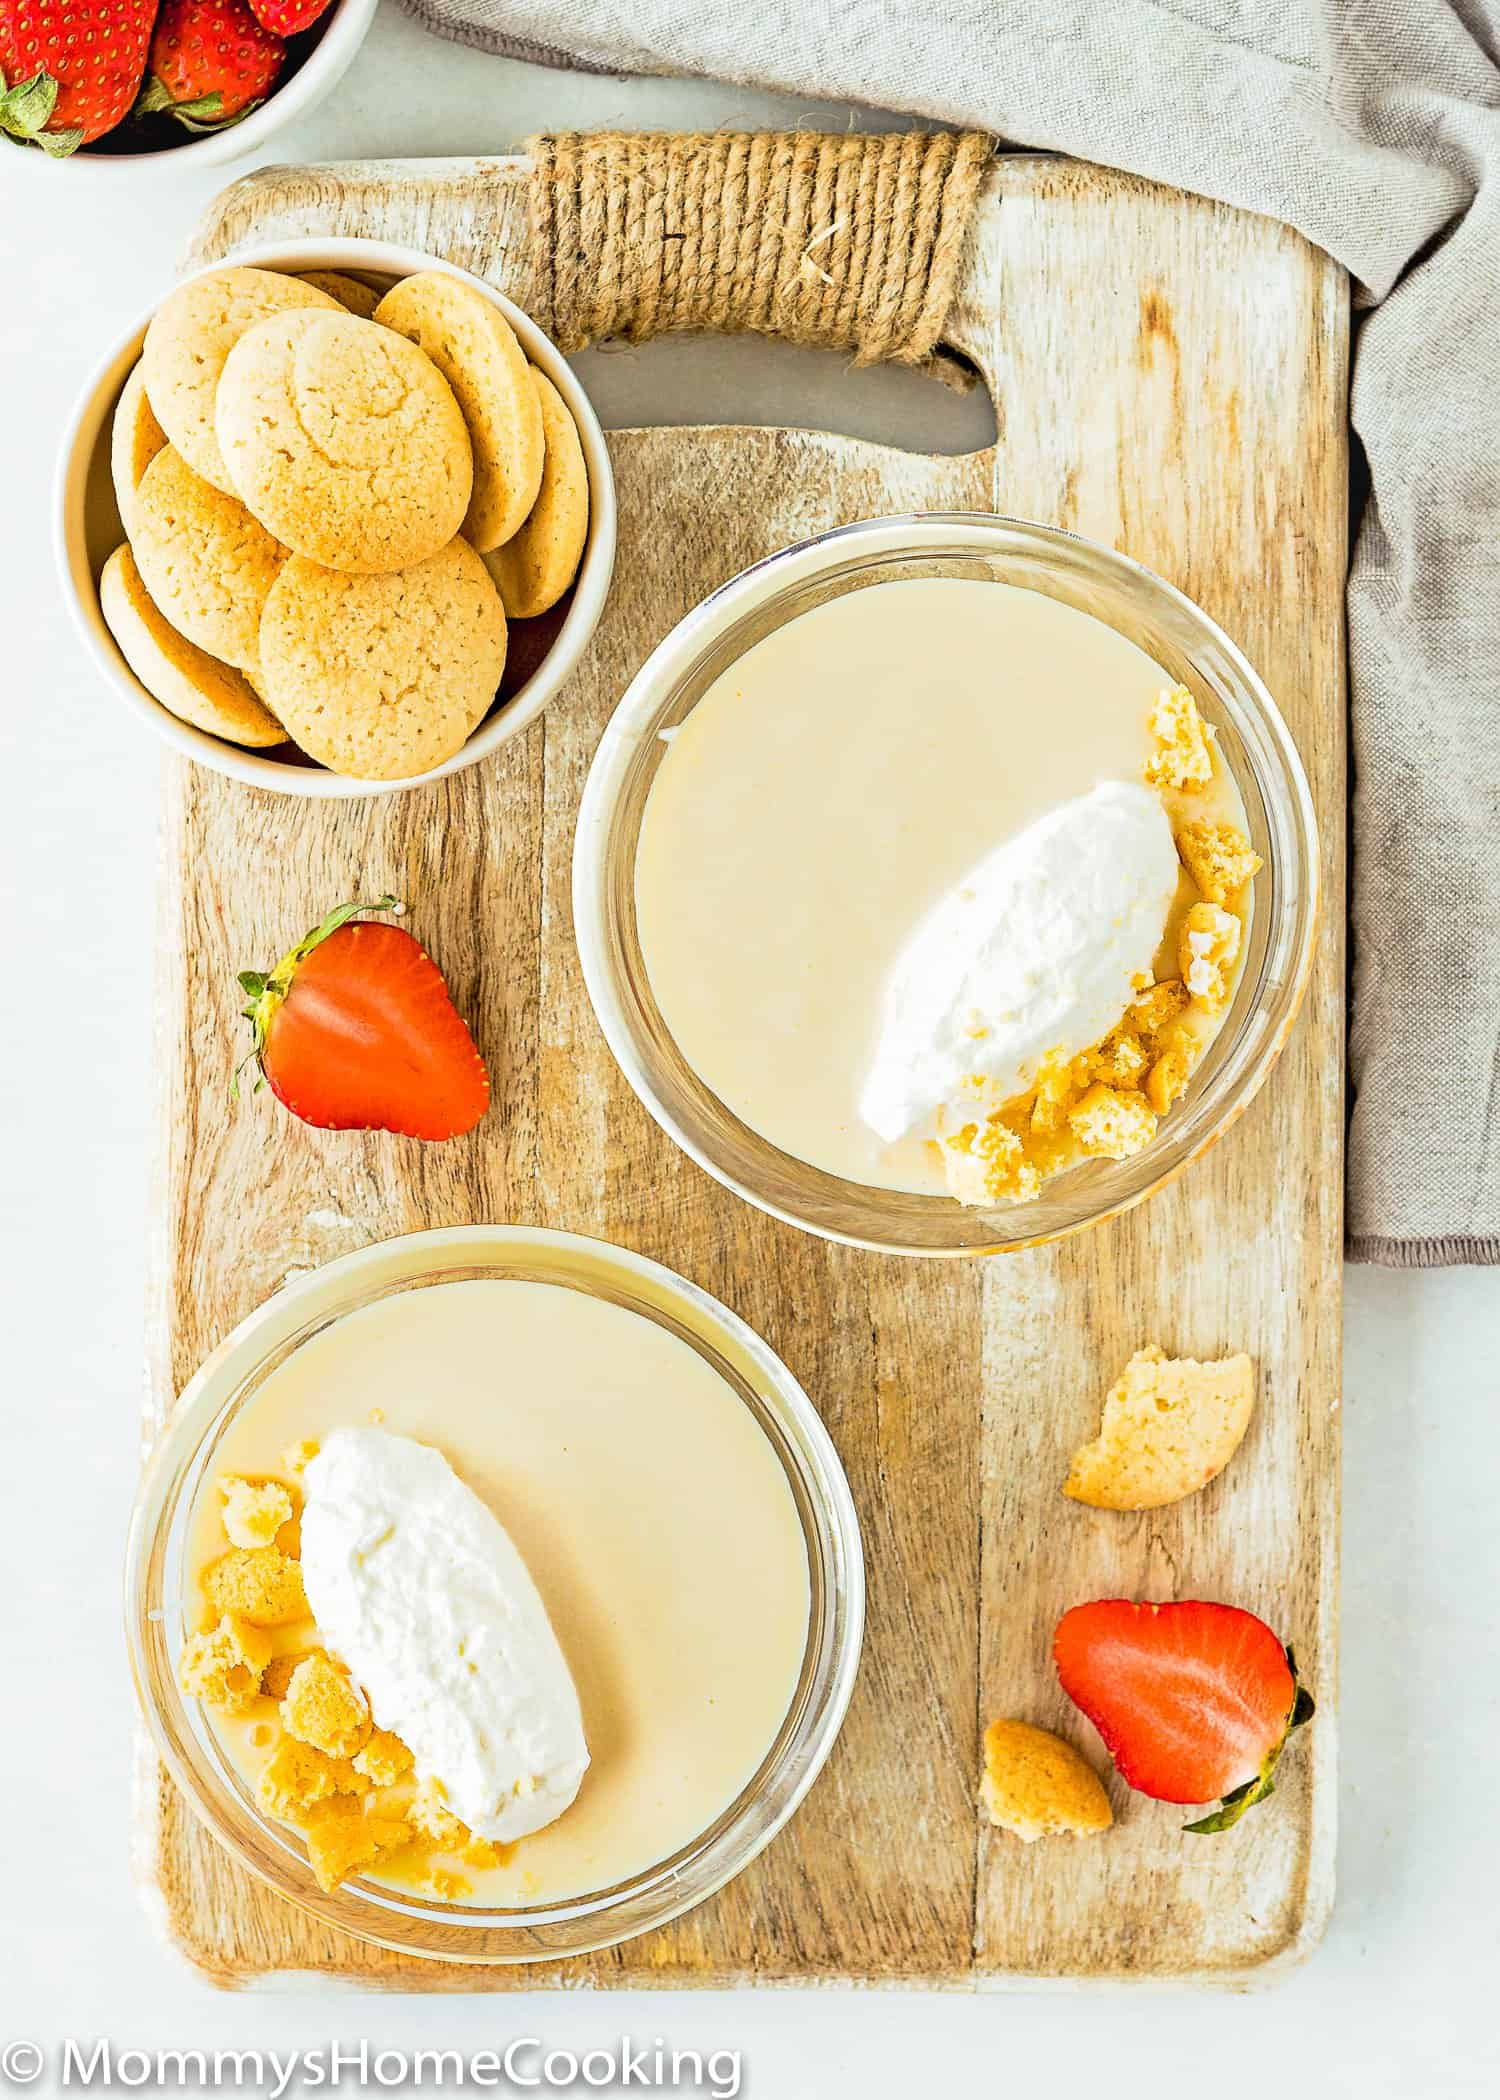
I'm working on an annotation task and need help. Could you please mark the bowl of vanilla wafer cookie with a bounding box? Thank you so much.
[57,241,616,795]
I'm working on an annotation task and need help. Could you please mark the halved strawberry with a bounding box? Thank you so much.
[238,899,490,1142]
[1054,1599,1314,1833]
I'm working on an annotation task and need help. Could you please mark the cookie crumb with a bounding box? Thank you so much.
[352,1729,414,1787]
[178,1614,272,1714]
[202,1546,307,1627]
[220,1475,294,1551]
[1068,1083,1158,1160]
[282,1653,371,1759]
[1144,683,1215,791]
[1177,819,1262,905]
[1180,901,1242,1011]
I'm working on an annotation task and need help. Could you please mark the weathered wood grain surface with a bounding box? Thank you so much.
[141,154,1348,1989]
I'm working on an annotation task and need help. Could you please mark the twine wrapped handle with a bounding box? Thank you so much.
[525,130,992,370]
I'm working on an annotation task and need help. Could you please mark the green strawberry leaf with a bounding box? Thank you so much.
[0,70,74,149]
[1,71,58,133]
[34,125,85,157]
[132,78,174,118]
[283,896,403,977]
[1183,1648,1315,1834]
[1184,1773,1276,1835]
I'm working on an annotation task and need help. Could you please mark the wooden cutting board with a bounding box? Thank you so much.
[140,153,1347,1989]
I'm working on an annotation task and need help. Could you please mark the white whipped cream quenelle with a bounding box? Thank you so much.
[300,1425,589,1844]
[859,780,1179,1144]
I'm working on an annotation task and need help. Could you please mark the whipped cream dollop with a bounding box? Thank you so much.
[859,780,1179,1143]
[300,1426,589,1844]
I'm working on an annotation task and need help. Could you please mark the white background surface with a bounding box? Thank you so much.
[1,8,1495,2094]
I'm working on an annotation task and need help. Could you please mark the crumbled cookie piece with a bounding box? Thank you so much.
[301,1796,413,1893]
[1180,902,1242,1011]
[1144,684,1215,791]
[1145,1045,1194,1117]
[220,1475,295,1551]
[1177,819,1262,905]
[281,1439,320,1479]
[178,1614,272,1714]
[1079,1025,1148,1090]
[424,1867,472,1902]
[981,1719,1113,1842]
[202,1546,307,1627]
[408,1776,470,1848]
[1068,1083,1159,1160]
[1063,1344,1256,1510]
[256,1736,367,1823]
[282,1653,372,1759]
[1129,977,1190,1042]
[942,1116,1043,1207]
[460,1834,508,1871]
[1029,1051,1081,1136]
[352,1728,414,1787]
[261,1648,324,1702]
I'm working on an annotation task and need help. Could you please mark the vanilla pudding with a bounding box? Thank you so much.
[635,576,1257,1205]
[181,1276,811,1906]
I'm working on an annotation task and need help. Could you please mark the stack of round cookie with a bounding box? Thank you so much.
[100,266,591,782]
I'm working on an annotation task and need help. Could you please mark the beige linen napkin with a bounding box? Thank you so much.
[403,0,1500,1266]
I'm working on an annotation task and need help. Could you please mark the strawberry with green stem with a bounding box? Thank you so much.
[238,898,491,1142]
[1054,1598,1315,1833]
[0,0,155,156]
[137,0,283,131]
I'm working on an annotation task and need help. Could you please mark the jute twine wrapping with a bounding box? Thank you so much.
[524,130,991,367]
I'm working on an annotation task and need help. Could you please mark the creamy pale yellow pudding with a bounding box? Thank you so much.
[636,578,1259,1207]
[179,1278,810,1904]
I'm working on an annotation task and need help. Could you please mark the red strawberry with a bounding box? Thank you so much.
[1054,1599,1314,1833]
[238,898,490,1142]
[246,0,332,34]
[136,0,283,130]
[0,0,155,155]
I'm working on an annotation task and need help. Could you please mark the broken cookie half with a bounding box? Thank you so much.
[981,1718,1113,1843]
[1063,1344,1255,1511]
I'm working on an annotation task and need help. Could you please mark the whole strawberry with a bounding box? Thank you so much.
[0,0,155,155]
[136,0,283,130]
[238,898,491,1142]
[246,0,333,33]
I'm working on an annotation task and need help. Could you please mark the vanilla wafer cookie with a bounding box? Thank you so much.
[216,310,473,574]
[130,446,288,673]
[483,367,589,619]
[258,539,506,780]
[374,271,544,553]
[100,544,284,748]
[110,360,167,531]
[142,267,342,496]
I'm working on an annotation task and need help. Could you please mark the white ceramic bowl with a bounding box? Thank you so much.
[56,237,617,797]
[31,0,378,173]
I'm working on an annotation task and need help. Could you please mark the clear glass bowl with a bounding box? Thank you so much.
[125,1226,864,1964]
[574,513,1319,1257]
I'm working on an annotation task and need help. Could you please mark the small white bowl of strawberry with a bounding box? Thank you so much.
[0,0,377,166]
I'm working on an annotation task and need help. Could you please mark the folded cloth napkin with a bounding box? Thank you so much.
[404,0,1500,1266]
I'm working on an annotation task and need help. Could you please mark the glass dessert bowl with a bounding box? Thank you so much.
[126,1226,863,1963]
[574,513,1319,1258]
